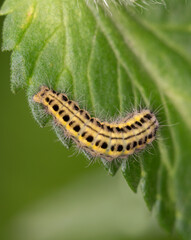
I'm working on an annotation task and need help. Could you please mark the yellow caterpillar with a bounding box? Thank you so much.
[33,86,159,161]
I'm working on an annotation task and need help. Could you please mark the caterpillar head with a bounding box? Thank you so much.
[33,86,49,103]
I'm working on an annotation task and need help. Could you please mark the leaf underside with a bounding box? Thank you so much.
[1,0,191,239]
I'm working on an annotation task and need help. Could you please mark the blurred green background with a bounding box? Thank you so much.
[0,1,180,240]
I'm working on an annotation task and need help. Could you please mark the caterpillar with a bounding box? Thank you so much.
[33,86,159,161]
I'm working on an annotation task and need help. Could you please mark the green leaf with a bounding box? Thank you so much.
[101,158,122,176]
[1,0,191,239]
[121,158,141,193]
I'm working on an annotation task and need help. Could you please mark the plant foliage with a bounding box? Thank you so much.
[1,0,191,239]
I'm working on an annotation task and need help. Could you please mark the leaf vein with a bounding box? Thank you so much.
[116,62,123,112]
[29,25,61,85]
[13,1,37,50]
[87,25,98,114]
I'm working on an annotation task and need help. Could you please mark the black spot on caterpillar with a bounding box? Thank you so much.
[33,86,159,161]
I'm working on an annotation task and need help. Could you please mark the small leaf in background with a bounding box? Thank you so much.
[1,0,191,239]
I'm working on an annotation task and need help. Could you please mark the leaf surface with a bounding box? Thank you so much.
[1,0,191,238]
